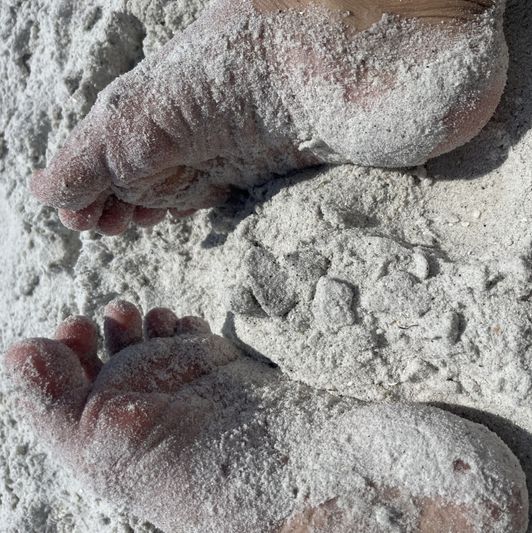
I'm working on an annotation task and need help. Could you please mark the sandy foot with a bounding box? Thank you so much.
[30,0,507,234]
[4,300,528,532]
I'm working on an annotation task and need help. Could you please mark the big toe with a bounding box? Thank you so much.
[4,337,90,410]
[30,116,111,211]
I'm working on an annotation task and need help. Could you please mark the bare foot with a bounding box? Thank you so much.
[30,0,507,234]
[4,301,527,532]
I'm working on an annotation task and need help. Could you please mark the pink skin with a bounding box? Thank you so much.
[4,301,240,471]
[5,300,221,418]
[58,196,168,233]
[4,301,528,532]
[29,0,506,236]
[4,302,249,530]
[103,300,144,355]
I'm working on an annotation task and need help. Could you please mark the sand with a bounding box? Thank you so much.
[0,0,530,531]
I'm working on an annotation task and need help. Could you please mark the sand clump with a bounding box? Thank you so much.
[0,0,531,531]
[227,164,531,405]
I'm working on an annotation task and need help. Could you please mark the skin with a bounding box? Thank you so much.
[29,0,506,235]
[9,1,520,529]
[3,301,528,532]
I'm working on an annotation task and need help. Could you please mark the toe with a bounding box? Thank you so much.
[104,300,143,356]
[175,316,212,335]
[145,308,179,339]
[133,207,167,227]
[59,198,166,233]
[30,118,110,210]
[58,193,108,232]
[96,195,135,235]
[4,338,89,403]
[54,316,102,381]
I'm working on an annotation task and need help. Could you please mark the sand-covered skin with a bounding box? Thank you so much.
[4,304,528,532]
[28,0,508,228]
[0,0,530,531]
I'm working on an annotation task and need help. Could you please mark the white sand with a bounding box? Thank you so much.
[0,0,530,531]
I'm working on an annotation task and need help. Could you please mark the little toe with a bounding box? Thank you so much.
[175,316,212,335]
[104,300,143,356]
[96,195,135,235]
[4,338,89,404]
[145,308,179,339]
[133,206,167,227]
[54,316,102,381]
